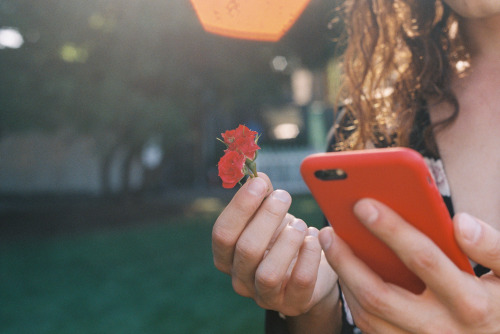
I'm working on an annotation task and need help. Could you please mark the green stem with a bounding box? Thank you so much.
[245,159,258,178]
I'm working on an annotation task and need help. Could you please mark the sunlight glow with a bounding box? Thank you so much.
[0,27,24,49]
[271,56,288,72]
[60,43,89,63]
[88,13,116,32]
[456,60,470,73]
[273,123,300,140]
[449,21,459,40]
[89,13,107,30]
[189,197,225,214]
[292,69,313,106]
[141,141,163,169]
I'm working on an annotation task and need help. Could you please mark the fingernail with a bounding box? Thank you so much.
[307,227,319,237]
[289,219,307,232]
[271,190,291,203]
[247,177,266,196]
[354,199,379,225]
[319,228,333,250]
[458,213,481,243]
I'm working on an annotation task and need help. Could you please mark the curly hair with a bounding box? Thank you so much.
[334,0,470,152]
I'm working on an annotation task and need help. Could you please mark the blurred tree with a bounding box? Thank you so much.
[0,0,338,193]
[0,0,193,193]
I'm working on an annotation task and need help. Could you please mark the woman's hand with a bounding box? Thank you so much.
[319,198,500,333]
[212,172,340,320]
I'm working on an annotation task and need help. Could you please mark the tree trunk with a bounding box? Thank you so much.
[120,143,143,195]
[100,142,121,195]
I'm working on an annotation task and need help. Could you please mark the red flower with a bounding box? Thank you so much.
[221,124,261,160]
[218,150,246,189]
[217,124,261,188]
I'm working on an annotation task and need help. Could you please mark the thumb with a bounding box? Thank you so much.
[454,213,500,275]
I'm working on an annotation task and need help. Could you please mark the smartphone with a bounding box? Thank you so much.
[300,147,473,293]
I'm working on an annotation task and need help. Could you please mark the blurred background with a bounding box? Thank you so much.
[0,0,343,332]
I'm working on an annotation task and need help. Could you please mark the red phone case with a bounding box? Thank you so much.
[300,147,473,293]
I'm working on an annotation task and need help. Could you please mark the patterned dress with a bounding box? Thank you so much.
[265,107,489,333]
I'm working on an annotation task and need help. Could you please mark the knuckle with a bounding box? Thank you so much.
[457,295,490,325]
[235,238,261,263]
[255,267,283,290]
[232,276,253,298]
[212,225,235,250]
[302,235,322,254]
[406,244,439,271]
[233,195,261,216]
[254,297,272,310]
[213,257,230,274]
[351,311,373,334]
[290,271,315,290]
[262,204,286,221]
[357,286,388,314]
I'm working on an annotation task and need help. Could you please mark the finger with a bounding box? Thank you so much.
[319,226,427,332]
[254,219,308,307]
[283,227,324,313]
[231,189,292,296]
[319,227,398,317]
[266,213,295,252]
[455,213,500,276]
[212,174,273,273]
[340,283,407,334]
[353,199,474,302]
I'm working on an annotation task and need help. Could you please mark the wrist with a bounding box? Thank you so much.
[286,289,343,334]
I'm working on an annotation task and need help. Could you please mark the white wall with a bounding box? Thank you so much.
[0,130,101,194]
[257,147,317,194]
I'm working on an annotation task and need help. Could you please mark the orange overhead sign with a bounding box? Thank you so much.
[190,0,312,42]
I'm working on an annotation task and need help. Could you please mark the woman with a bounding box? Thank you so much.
[212,0,500,332]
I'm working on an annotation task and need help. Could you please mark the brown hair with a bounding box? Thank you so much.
[334,0,470,151]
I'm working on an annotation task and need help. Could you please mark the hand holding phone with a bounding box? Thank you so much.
[300,148,473,293]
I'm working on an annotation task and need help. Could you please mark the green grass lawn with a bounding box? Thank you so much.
[0,194,323,334]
